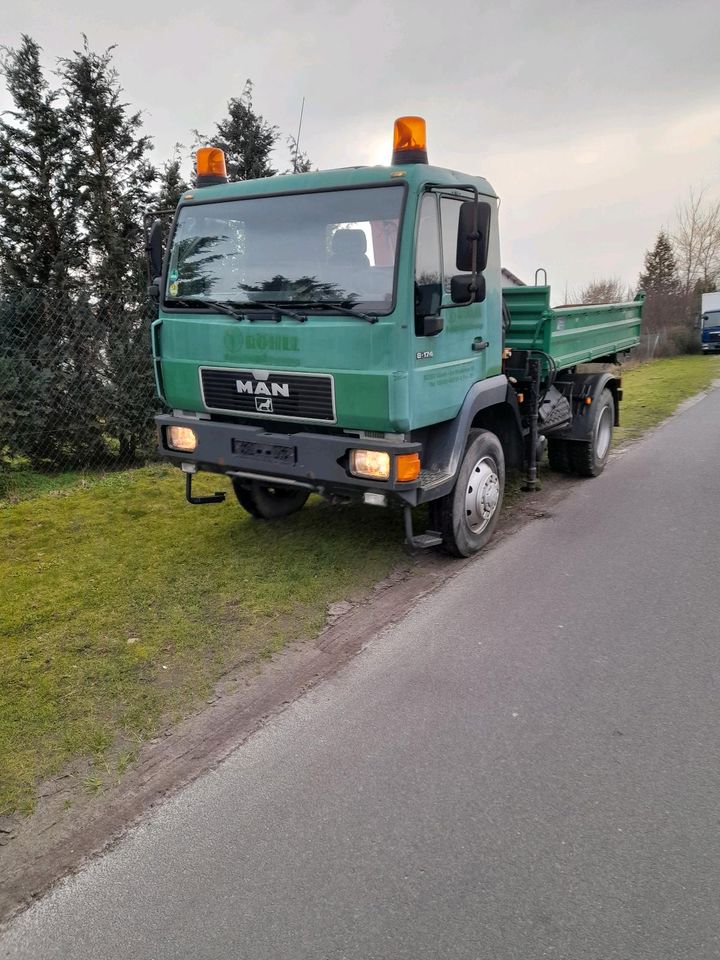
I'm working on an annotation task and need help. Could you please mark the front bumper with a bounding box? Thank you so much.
[156,414,423,505]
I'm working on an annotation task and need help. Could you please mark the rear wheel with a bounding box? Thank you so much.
[430,429,505,557]
[568,388,615,477]
[231,479,310,519]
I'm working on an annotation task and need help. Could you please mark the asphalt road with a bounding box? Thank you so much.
[3,386,720,960]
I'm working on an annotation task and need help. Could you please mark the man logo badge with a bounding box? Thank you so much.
[255,396,273,413]
[236,379,289,397]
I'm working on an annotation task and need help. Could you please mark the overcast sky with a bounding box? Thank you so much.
[3,0,720,298]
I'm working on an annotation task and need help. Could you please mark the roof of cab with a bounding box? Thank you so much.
[179,163,497,205]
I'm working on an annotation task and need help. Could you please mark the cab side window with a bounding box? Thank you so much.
[440,197,464,293]
[415,194,442,331]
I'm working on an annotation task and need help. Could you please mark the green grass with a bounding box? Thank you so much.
[616,354,720,442]
[2,353,718,816]
[0,468,407,814]
[0,467,105,503]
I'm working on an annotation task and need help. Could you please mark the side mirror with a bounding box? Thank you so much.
[456,200,491,273]
[450,274,486,305]
[146,219,164,284]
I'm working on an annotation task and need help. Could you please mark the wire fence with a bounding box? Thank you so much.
[634,326,702,363]
[0,289,161,493]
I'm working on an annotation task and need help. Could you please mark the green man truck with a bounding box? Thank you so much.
[148,116,643,557]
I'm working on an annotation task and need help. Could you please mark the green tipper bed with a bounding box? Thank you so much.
[503,286,643,371]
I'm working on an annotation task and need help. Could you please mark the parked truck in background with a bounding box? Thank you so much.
[147,117,643,557]
[700,291,720,353]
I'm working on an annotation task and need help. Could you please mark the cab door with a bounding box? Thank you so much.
[409,191,488,429]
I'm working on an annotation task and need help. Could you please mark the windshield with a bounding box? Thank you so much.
[165,184,404,313]
[703,310,720,329]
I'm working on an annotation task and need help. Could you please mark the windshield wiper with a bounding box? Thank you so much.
[166,295,373,324]
[229,300,307,323]
[165,297,244,320]
[295,301,379,324]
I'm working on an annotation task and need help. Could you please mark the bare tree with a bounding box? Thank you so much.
[672,188,720,296]
[574,277,629,304]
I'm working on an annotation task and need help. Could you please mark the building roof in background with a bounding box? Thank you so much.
[501,267,526,286]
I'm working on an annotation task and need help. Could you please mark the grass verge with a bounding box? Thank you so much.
[2,353,718,815]
[615,354,720,442]
[0,466,105,503]
[0,471,406,814]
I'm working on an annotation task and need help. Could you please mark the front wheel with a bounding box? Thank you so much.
[429,429,505,557]
[231,479,310,519]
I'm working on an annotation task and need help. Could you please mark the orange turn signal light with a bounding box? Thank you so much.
[396,452,421,482]
[392,116,428,165]
[196,146,227,180]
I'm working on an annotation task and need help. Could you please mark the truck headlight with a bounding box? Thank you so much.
[350,449,391,480]
[166,425,198,452]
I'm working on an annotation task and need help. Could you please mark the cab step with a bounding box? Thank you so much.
[403,505,443,550]
[411,531,444,549]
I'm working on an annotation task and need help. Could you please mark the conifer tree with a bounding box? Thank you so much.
[0,35,77,291]
[153,146,189,258]
[59,38,156,294]
[59,38,158,463]
[287,136,312,173]
[0,36,86,468]
[639,230,685,335]
[195,81,278,182]
[639,231,679,294]
[156,145,189,212]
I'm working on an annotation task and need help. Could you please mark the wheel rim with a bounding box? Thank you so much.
[464,456,500,534]
[595,406,612,460]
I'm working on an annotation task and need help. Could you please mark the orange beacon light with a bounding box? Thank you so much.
[392,116,428,165]
[195,147,229,186]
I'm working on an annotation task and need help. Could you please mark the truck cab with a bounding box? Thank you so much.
[150,117,641,556]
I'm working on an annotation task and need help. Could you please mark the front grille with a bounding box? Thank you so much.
[200,367,335,423]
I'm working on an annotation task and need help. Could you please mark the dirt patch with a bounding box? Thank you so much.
[0,471,577,926]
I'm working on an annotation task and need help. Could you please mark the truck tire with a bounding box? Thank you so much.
[231,479,310,519]
[429,429,505,558]
[547,438,572,473]
[568,388,615,477]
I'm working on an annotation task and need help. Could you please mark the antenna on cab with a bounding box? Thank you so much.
[293,97,306,173]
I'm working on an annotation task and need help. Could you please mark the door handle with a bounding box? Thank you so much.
[472,338,489,352]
